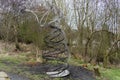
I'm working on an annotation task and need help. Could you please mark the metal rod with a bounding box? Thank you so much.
[25,9,40,24]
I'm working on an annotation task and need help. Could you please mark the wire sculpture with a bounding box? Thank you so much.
[43,25,67,60]
[22,2,70,77]
[42,25,70,77]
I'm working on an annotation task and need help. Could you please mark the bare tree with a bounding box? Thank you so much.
[0,0,27,50]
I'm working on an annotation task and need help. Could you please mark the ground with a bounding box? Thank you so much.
[0,55,96,80]
[100,68,120,80]
[0,40,120,80]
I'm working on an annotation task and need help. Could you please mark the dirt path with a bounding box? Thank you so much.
[27,63,96,80]
[8,73,29,80]
[0,40,96,80]
[0,60,96,80]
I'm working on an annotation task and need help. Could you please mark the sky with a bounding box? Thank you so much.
[34,0,120,31]
[0,0,119,31]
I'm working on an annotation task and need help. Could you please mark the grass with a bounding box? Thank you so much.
[68,58,84,66]
[100,68,120,80]
[68,58,120,80]
[0,54,28,74]
[0,54,120,80]
[0,54,71,80]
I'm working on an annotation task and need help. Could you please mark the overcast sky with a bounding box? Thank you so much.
[1,0,119,30]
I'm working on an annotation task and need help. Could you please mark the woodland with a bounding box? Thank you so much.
[0,0,120,80]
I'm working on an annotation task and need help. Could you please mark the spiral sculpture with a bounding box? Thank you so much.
[42,25,70,77]
[23,8,70,77]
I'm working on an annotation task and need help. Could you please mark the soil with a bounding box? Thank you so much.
[26,63,96,80]
[4,63,96,80]
[8,73,29,80]
[0,41,96,80]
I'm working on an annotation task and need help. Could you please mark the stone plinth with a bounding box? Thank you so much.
[0,71,10,80]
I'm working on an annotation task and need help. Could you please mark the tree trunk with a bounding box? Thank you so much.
[94,66,101,77]
[14,25,21,51]
[103,51,109,68]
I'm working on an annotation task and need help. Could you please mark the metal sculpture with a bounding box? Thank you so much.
[42,25,70,77]
[21,2,70,77]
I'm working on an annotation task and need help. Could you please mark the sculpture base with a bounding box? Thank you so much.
[46,69,70,77]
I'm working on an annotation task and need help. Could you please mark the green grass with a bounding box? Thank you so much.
[101,68,120,80]
[68,58,120,80]
[68,58,84,66]
[0,54,27,72]
[0,53,26,63]
[0,54,120,80]
[0,54,71,80]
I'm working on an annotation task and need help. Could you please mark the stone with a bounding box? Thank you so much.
[0,71,10,80]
